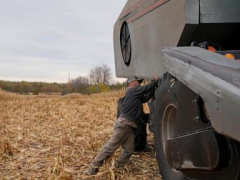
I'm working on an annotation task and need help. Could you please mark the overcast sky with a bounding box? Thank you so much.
[0,0,127,83]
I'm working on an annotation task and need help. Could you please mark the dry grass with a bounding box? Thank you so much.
[0,89,162,180]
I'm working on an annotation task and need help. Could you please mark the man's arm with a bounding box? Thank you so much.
[142,88,155,103]
[133,80,158,97]
[133,73,159,97]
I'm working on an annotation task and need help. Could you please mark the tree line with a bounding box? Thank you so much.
[0,64,126,95]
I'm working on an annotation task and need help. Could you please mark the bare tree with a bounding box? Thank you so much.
[71,76,89,89]
[89,64,112,85]
[89,69,95,85]
[95,66,102,84]
[102,64,112,85]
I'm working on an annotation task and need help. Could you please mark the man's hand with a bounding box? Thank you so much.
[154,72,159,80]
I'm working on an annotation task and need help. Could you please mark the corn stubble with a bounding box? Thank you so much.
[0,89,162,180]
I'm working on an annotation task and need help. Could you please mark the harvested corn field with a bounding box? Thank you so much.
[0,89,162,180]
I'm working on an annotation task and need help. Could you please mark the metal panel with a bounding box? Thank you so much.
[174,83,211,137]
[200,0,240,23]
[185,0,199,24]
[114,0,186,79]
[131,0,186,79]
[166,131,220,170]
[166,139,181,169]
[162,47,240,142]
[114,0,240,79]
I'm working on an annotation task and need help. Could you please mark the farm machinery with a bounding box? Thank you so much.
[113,0,240,179]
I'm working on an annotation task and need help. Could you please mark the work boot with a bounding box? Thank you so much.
[115,160,126,169]
[84,165,99,175]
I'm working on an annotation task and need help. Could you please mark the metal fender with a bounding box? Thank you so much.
[162,46,240,142]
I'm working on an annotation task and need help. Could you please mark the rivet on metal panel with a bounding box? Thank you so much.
[194,116,200,122]
[216,90,220,95]
[192,99,197,104]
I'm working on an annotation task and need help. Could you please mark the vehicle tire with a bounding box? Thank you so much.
[153,81,188,180]
[234,141,240,180]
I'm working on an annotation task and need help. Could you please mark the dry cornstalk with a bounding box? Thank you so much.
[0,89,162,180]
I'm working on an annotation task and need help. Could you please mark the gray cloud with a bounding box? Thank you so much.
[0,0,127,83]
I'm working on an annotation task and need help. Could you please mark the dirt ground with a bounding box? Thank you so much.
[0,89,162,180]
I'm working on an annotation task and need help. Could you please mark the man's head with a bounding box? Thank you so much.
[127,76,143,87]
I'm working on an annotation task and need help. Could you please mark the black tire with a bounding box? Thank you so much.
[153,82,188,180]
[153,76,240,180]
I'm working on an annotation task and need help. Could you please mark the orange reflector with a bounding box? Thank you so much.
[208,46,216,52]
[225,53,235,60]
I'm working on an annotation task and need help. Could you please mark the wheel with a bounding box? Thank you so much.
[153,75,240,180]
[184,139,240,180]
[153,80,188,180]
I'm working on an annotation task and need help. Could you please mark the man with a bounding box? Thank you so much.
[86,74,159,175]
[117,95,150,152]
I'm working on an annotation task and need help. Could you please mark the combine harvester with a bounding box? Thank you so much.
[113,0,240,179]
